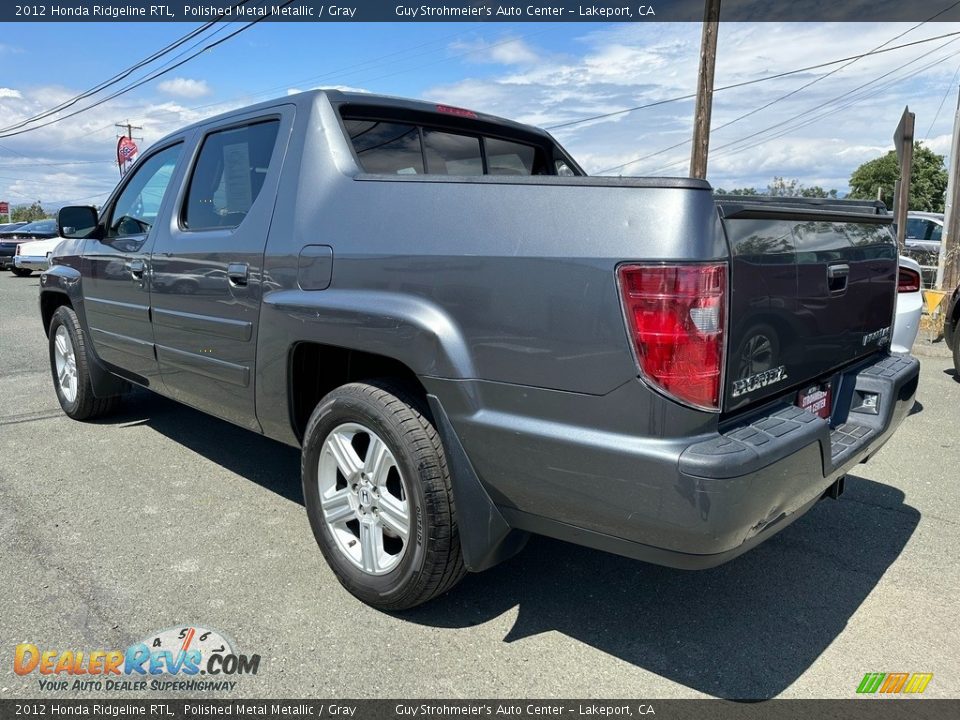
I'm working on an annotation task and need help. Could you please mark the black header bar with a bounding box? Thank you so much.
[4,0,960,23]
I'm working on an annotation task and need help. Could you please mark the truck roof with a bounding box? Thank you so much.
[152,88,558,149]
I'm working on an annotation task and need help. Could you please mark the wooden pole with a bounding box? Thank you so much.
[689,0,722,179]
[893,107,915,253]
[939,88,960,291]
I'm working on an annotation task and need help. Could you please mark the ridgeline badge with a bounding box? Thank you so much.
[14,626,260,693]
[732,365,788,398]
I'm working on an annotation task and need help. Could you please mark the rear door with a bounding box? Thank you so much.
[148,107,292,430]
[81,141,186,382]
[721,205,897,413]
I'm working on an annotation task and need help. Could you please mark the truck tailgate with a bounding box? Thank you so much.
[719,198,897,413]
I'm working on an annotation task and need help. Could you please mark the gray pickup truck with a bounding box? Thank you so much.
[41,90,919,609]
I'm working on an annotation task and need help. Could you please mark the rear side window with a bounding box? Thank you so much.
[485,137,535,176]
[344,119,423,175]
[342,114,554,176]
[183,119,280,231]
[422,129,482,175]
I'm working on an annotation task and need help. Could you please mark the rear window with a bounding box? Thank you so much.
[342,114,552,176]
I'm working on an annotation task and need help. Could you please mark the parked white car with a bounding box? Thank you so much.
[892,255,923,354]
[13,236,66,275]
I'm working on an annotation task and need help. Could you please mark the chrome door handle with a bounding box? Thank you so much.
[227,262,249,287]
[827,263,849,293]
[126,259,145,279]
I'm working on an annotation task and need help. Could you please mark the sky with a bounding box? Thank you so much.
[1,19,960,209]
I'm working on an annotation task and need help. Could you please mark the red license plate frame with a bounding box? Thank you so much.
[797,383,832,419]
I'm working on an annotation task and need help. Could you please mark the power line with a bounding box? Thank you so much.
[0,4,250,135]
[0,0,298,140]
[711,39,960,160]
[546,29,960,133]
[925,59,960,139]
[598,8,954,175]
[647,39,960,175]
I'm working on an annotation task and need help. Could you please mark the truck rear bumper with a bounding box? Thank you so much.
[14,255,47,271]
[433,353,919,570]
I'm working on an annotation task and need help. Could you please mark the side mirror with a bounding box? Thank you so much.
[57,206,98,239]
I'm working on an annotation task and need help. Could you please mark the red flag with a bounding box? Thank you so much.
[117,136,138,174]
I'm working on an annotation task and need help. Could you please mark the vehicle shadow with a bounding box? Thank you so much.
[101,390,918,700]
[406,479,918,700]
[103,388,304,505]
[945,368,958,381]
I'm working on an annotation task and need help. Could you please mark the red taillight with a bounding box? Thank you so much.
[617,263,727,411]
[898,267,921,293]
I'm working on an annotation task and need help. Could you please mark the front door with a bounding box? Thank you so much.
[82,141,186,383]
[149,110,291,430]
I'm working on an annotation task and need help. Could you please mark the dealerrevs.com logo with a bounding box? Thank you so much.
[14,626,260,693]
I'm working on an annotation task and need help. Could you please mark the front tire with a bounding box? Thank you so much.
[48,306,121,420]
[302,380,465,610]
[11,267,32,277]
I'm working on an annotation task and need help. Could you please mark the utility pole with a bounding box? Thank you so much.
[115,120,142,141]
[938,88,960,291]
[689,0,722,180]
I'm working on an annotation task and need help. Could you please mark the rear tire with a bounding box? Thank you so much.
[11,267,32,277]
[301,380,466,610]
[48,306,121,420]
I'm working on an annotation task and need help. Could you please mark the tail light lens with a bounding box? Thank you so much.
[617,263,727,411]
[15,244,21,256]
[898,266,921,293]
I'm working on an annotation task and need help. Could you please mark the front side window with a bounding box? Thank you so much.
[107,143,182,238]
[183,119,280,231]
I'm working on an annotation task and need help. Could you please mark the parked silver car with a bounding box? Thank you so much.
[904,211,944,286]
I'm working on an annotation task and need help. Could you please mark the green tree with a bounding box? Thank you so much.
[10,201,49,223]
[714,187,759,196]
[715,179,838,198]
[848,141,947,212]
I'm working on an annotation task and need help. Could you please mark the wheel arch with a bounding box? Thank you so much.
[287,341,428,444]
[40,288,73,337]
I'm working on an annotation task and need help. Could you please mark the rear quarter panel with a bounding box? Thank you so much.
[255,96,728,445]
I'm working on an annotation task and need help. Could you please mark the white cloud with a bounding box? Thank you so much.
[0,88,22,99]
[425,22,960,192]
[451,36,541,66]
[157,78,212,99]
[286,84,370,96]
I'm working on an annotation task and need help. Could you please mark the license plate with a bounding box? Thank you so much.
[797,383,831,419]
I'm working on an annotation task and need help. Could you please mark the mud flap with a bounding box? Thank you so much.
[427,395,529,572]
